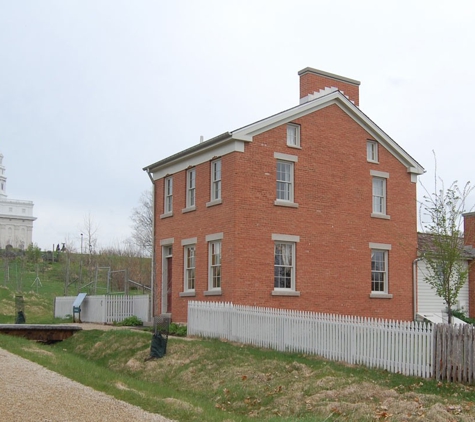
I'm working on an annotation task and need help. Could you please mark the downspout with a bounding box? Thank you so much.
[413,257,423,321]
[146,169,156,320]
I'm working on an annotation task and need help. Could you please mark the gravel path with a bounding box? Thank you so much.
[0,347,173,422]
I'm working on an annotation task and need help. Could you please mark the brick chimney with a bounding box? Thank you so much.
[463,212,475,318]
[298,67,360,106]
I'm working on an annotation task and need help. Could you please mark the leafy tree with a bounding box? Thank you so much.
[130,190,153,256]
[25,243,41,264]
[420,177,473,324]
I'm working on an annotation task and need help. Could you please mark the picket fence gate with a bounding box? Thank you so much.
[188,301,434,379]
[434,323,475,383]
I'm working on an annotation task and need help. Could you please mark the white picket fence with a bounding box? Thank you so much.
[188,301,434,378]
[54,295,151,324]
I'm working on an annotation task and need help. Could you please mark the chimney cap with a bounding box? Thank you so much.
[298,67,360,86]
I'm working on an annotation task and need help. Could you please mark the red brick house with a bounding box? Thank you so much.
[144,67,425,323]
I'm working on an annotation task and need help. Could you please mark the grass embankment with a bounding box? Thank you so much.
[2,330,475,421]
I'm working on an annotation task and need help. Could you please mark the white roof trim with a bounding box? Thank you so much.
[149,139,245,180]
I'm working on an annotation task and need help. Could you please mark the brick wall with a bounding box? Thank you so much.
[229,105,416,321]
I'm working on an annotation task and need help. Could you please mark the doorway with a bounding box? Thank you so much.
[162,246,173,314]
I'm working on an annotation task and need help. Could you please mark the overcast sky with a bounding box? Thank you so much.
[1,1,474,251]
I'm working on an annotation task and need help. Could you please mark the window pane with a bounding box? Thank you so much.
[373,178,384,196]
[277,162,291,181]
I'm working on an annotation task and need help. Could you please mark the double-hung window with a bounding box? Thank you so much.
[209,240,221,289]
[184,245,196,291]
[164,177,173,214]
[274,153,298,207]
[277,161,293,201]
[287,124,300,147]
[372,178,386,213]
[371,250,387,293]
[211,159,221,202]
[369,242,392,298]
[272,234,300,296]
[370,170,389,218]
[205,232,223,293]
[179,237,197,297]
[186,168,196,209]
[274,242,294,289]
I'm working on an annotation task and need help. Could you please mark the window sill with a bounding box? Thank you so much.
[274,200,299,208]
[369,293,393,299]
[160,212,173,219]
[272,290,301,297]
[371,213,390,220]
[204,289,222,296]
[206,199,222,208]
[179,291,196,297]
[182,206,196,214]
[287,144,302,150]
[367,159,379,164]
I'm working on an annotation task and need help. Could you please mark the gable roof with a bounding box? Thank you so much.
[144,88,424,179]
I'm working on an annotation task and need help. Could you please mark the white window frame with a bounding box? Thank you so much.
[276,160,293,202]
[210,159,221,202]
[274,242,295,290]
[367,140,378,163]
[274,153,298,207]
[183,244,196,292]
[164,176,173,214]
[208,240,221,290]
[186,168,196,209]
[272,234,300,296]
[371,170,389,219]
[205,232,223,293]
[287,124,300,148]
[369,242,392,298]
[372,177,386,214]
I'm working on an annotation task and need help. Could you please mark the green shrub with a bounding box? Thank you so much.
[116,315,143,326]
[169,322,187,336]
[452,309,475,325]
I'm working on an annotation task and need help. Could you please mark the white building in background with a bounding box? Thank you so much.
[0,152,36,249]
